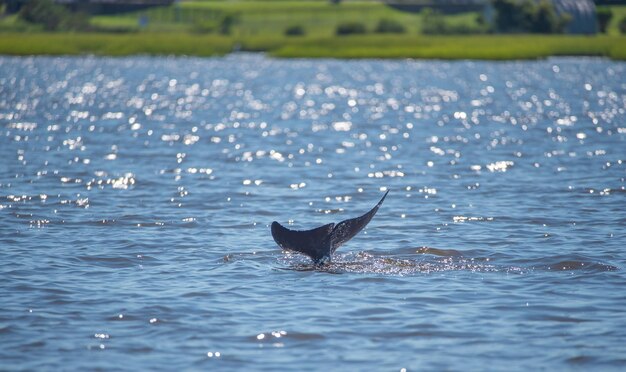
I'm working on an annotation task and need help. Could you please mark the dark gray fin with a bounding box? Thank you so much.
[329,189,389,253]
[271,221,335,263]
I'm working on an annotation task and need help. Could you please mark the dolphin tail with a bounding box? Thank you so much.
[271,190,389,263]
[329,189,388,253]
[271,221,335,263]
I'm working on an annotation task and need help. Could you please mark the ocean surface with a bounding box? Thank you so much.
[1,54,625,370]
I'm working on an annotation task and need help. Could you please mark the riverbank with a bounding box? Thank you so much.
[0,32,624,60]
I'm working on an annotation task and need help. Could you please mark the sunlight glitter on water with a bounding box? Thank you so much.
[1,55,625,371]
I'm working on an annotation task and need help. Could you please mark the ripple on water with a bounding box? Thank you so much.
[279,250,501,275]
[277,247,619,276]
[524,254,619,273]
[76,255,138,269]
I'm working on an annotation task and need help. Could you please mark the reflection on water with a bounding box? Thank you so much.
[0,54,625,370]
[278,248,617,276]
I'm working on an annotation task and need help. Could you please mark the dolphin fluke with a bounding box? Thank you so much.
[271,190,389,264]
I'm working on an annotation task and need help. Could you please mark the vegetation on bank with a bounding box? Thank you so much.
[0,32,234,56]
[271,34,626,60]
[602,5,626,35]
[0,0,490,35]
[0,32,623,60]
[0,0,625,60]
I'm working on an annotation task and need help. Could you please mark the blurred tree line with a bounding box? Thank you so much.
[17,0,90,31]
[492,0,571,33]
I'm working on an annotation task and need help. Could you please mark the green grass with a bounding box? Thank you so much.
[0,32,234,56]
[0,32,623,60]
[271,35,626,60]
[89,1,485,36]
[601,5,626,35]
[89,16,140,32]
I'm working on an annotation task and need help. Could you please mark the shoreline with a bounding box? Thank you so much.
[0,33,624,60]
[0,52,619,63]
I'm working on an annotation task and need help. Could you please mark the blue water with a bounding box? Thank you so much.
[1,54,625,370]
